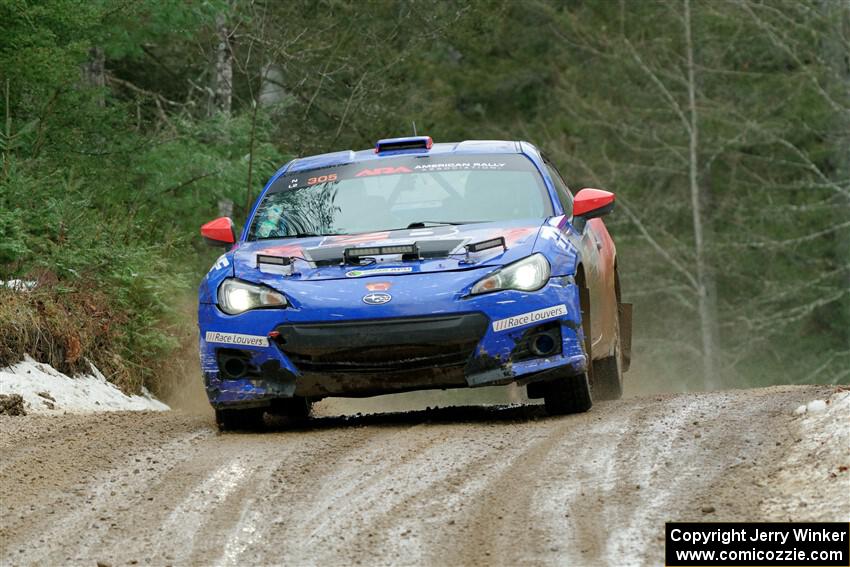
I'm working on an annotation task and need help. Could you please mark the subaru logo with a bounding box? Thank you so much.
[363,292,392,305]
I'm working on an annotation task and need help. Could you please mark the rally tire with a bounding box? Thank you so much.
[270,397,312,423]
[215,407,266,431]
[542,372,593,415]
[592,268,624,401]
[577,272,594,386]
[592,350,623,401]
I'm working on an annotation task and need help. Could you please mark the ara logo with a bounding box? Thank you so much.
[355,166,412,177]
[362,292,392,305]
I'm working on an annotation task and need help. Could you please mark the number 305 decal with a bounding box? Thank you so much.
[307,173,338,185]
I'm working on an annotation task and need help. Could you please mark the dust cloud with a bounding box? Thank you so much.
[314,383,532,417]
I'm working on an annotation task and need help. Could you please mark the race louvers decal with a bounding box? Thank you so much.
[204,331,269,347]
[492,305,568,332]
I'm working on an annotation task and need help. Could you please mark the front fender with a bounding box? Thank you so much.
[533,223,580,277]
[198,252,235,304]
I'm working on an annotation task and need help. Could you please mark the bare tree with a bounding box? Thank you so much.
[211,12,233,116]
[824,1,850,330]
[82,47,106,107]
[534,0,850,388]
[683,0,718,387]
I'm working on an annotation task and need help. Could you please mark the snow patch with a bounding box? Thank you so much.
[806,399,828,413]
[794,395,841,416]
[0,279,37,292]
[0,355,169,414]
[764,389,850,520]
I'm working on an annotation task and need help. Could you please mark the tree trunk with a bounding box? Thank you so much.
[824,1,850,355]
[82,47,105,107]
[211,13,232,116]
[259,63,286,106]
[246,99,258,212]
[683,0,719,389]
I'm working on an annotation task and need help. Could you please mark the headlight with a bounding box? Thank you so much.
[470,253,551,295]
[218,278,287,315]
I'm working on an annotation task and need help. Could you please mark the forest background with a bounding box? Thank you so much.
[1,0,847,395]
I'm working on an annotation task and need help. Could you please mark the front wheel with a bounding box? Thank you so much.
[592,345,623,401]
[269,397,312,423]
[215,407,266,431]
[542,372,593,415]
[592,268,624,400]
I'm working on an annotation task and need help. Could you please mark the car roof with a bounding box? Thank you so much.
[286,140,524,173]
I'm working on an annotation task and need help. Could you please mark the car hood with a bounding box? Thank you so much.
[232,219,544,282]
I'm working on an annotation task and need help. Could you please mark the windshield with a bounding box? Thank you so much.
[247,153,552,240]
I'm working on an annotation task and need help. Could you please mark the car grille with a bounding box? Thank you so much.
[286,344,476,373]
[273,314,488,374]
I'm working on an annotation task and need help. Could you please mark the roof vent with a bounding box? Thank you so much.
[375,136,433,154]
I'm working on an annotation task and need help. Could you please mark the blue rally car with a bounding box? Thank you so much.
[199,136,631,430]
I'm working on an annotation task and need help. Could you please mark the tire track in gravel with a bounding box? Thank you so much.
[77,422,385,566]
[374,418,587,566]
[435,391,814,566]
[152,452,285,565]
[193,425,385,567]
[3,427,213,565]
[593,396,702,563]
[1,386,847,567]
[69,434,256,565]
[528,389,838,566]
[440,400,642,567]
[527,402,644,566]
[211,423,450,566]
[0,413,211,559]
[0,415,88,478]
[0,413,208,507]
[656,387,847,528]
[615,389,826,565]
[292,423,532,565]
[206,429,383,567]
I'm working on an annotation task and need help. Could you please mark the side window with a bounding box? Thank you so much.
[544,162,574,217]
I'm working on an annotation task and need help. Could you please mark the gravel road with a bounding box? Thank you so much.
[1,385,848,566]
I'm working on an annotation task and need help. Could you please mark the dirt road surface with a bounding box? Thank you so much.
[1,385,848,566]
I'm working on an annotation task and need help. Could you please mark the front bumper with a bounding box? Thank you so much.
[198,276,586,408]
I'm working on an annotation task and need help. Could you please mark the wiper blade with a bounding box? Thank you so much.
[405,220,484,229]
[256,232,337,240]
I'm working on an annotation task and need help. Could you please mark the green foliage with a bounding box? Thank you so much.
[0,0,288,388]
[0,206,28,265]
